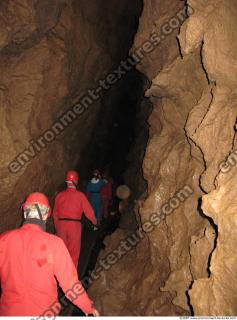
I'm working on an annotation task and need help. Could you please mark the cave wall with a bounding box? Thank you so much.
[0,0,142,232]
[181,0,237,315]
[89,0,237,316]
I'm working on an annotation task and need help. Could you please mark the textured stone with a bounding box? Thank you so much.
[2,0,236,316]
[0,0,141,232]
[89,0,237,316]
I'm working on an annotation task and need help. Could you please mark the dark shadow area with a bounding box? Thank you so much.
[80,68,146,185]
[186,283,194,316]
[185,197,218,316]
[197,197,218,277]
[184,197,219,317]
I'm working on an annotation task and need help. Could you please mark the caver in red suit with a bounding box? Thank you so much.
[101,176,113,219]
[0,192,98,317]
[53,170,97,268]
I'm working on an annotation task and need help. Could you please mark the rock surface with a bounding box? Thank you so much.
[0,0,142,231]
[89,0,237,316]
[1,0,236,316]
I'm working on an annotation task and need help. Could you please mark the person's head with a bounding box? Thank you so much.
[66,170,79,188]
[93,169,101,179]
[22,192,51,222]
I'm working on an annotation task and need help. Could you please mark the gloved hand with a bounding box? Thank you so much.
[93,225,99,231]
[88,308,100,316]
[92,308,100,316]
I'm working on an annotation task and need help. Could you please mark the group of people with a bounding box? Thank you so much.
[86,169,113,226]
[0,168,114,317]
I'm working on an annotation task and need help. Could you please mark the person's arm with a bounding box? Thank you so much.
[81,193,97,225]
[53,238,99,316]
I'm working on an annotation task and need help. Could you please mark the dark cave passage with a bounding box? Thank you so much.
[68,6,149,316]
[0,0,236,317]
[85,68,146,185]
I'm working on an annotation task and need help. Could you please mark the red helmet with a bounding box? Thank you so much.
[22,192,51,216]
[66,170,79,185]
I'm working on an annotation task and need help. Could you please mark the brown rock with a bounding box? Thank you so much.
[89,0,237,316]
[0,0,142,232]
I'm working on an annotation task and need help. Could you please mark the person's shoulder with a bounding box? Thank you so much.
[76,190,87,198]
[55,190,66,199]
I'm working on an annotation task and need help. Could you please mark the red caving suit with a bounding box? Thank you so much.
[53,187,97,268]
[0,223,95,316]
[101,179,113,219]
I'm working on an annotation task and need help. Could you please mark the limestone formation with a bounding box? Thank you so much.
[1,0,236,316]
[0,0,141,231]
[89,0,237,316]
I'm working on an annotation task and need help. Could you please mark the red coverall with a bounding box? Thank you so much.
[101,179,113,219]
[53,188,97,267]
[0,223,95,316]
